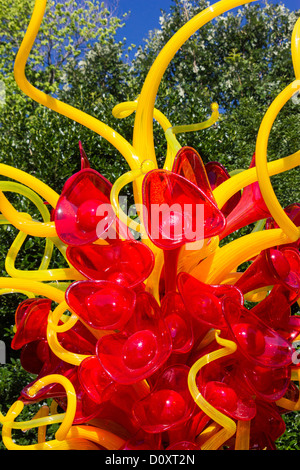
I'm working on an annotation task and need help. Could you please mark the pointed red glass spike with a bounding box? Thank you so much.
[177,272,243,330]
[242,360,291,402]
[172,146,214,201]
[66,240,154,288]
[96,292,172,384]
[205,160,241,217]
[222,297,293,368]
[220,154,270,239]
[79,141,91,169]
[54,168,115,246]
[161,291,194,353]
[78,355,113,404]
[142,169,226,250]
[11,298,52,350]
[234,247,300,295]
[65,280,136,330]
[132,365,195,433]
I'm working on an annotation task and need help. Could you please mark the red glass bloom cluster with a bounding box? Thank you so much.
[11,146,300,450]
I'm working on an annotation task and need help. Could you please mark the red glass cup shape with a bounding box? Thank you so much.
[251,283,300,332]
[222,297,293,368]
[142,169,226,250]
[11,298,52,350]
[65,280,136,330]
[196,354,256,421]
[132,365,195,433]
[54,168,115,245]
[96,291,172,384]
[249,401,286,450]
[66,240,154,288]
[161,291,193,353]
[205,160,241,217]
[234,247,300,295]
[242,360,291,402]
[78,355,113,405]
[172,146,214,201]
[220,153,270,239]
[177,272,243,330]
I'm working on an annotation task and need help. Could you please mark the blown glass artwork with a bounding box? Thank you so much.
[0,0,300,451]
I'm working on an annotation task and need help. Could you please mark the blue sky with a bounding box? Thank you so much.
[115,0,299,49]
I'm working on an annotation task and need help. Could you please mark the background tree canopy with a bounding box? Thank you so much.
[0,0,299,449]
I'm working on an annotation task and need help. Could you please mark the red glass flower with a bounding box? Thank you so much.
[133,365,195,433]
[177,272,243,330]
[96,291,172,384]
[142,169,226,250]
[222,297,293,368]
[66,240,154,288]
[54,168,115,245]
[78,355,113,405]
[65,280,136,330]
[11,298,52,350]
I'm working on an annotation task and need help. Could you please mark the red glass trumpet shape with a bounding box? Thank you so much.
[205,160,241,217]
[251,282,300,332]
[242,360,291,402]
[172,146,214,201]
[96,291,172,384]
[66,240,154,288]
[132,365,195,433]
[222,297,293,368]
[65,280,136,330]
[234,247,300,295]
[220,154,270,239]
[11,298,52,350]
[177,272,243,330]
[78,355,113,404]
[54,168,115,246]
[142,169,226,250]
[197,355,256,421]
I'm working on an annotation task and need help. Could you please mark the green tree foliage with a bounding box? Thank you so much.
[0,0,299,448]
[132,0,300,206]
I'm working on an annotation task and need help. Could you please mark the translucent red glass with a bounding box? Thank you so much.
[205,160,241,217]
[65,280,136,330]
[132,365,195,432]
[220,154,270,239]
[96,291,172,384]
[142,169,226,249]
[66,240,154,288]
[54,168,115,245]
